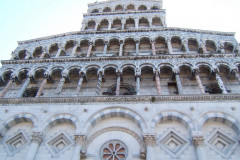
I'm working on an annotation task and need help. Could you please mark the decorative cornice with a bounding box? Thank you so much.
[1,53,237,65]
[1,94,240,105]
[17,27,235,45]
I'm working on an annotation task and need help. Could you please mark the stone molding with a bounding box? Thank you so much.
[74,134,87,154]
[1,94,240,105]
[192,135,205,147]
[143,134,156,147]
[31,132,44,144]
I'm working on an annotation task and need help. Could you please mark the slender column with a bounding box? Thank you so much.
[71,45,79,57]
[96,73,103,96]
[143,134,156,160]
[86,43,93,57]
[108,22,112,30]
[135,18,139,29]
[192,133,206,160]
[182,39,190,53]
[232,69,240,85]
[81,21,86,31]
[200,42,207,53]
[219,43,225,53]
[55,46,64,58]
[36,74,49,97]
[135,69,141,95]
[151,41,156,55]
[55,77,66,95]
[119,41,124,56]
[136,41,140,55]
[215,71,227,94]
[25,132,44,160]
[0,73,16,98]
[76,75,84,95]
[71,135,87,160]
[40,48,47,59]
[175,73,183,95]
[166,38,173,54]
[155,71,162,95]
[116,71,121,96]
[193,69,205,94]
[103,42,108,56]
[149,19,153,28]
[17,77,31,98]
[121,19,125,30]
[94,23,99,30]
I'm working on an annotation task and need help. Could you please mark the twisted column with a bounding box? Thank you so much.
[86,42,93,57]
[71,135,87,160]
[55,77,66,95]
[166,38,173,54]
[215,71,227,94]
[151,41,156,55]
[0,73,16,98]
[25,132,44,160]
[96,72,103,96]
[193,69,205,94]
[155,70,162,95]
[119,41,124,56]
[192,133,206,160]
[143,134,156,160]
[116,71,121,96]
[175,72,183,95]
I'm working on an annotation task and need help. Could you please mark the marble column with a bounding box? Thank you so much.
[108,22,112,30]
[36,74,49,97]
[155,72,162,95]
[121,20,125,30]
[193,69,205,94]
[135,18,139,29]
[136,41,140,55]
[215,72,228,94]
[25,132,44,160]
[71,45,79,57]
[96,73,103,96]
[76,75,84,95]
[151,41,157,56]
[143,135,156,160]
[220,43,225,53]
[71,135,86,160]
[103,42,108,56]
[55,77,66,95]
[182,40,190,53]
[40,49,47,59]
[232,69,240,85]
[200,43,207,53]
[166,39,173,54]
[94,23,99,30]
[86,43,93,57]
[116,72,121,96]
[135,74,141,95]
[192,133,206,160]
[17,77,31,98]
[0,79,13,98]
[55,46,64,58]
[119,41,124,56]
[175,73,183,95]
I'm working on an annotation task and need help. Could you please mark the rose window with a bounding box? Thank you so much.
[100,140,128,160]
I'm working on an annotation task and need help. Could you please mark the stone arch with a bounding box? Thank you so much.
[43,114,79,132]
[126,4,135,11]
[125,18,135,29]
[151,111,196,134]
[85,20,96,30]
[188,38,199,52]
[112,18,122,30]
[138,5,147,11]
[151,6,160,10]
[49,43,59,57]
[198,112,240,134]
[121,64,136,73]
[152,17,162,27]
[83,107,147,133]
[196,62,214,71]
[205,40,217,53]
[140,63,155,70]
[49,66,65,76]
[115,5,124,11]
[224,42,234,53]
[84,65,100,74]
[87,127,145,151]
[1,113,38,135]
[98,19,109,31]
[91,9,99,13]
[139,17,150,28]
[178,63,194,71]
[103,7,112,12]
[159,63,174,71]
[33,46,43,58]
[18,50,27,59]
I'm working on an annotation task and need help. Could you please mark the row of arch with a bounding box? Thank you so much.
[1,108,240,137]
[15,36,236,60]
[83,16,163,31]
[89,4,161,13]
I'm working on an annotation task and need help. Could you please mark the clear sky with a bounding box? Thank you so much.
[0,0,240,62]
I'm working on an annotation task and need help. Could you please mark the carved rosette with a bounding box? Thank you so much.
[192,135,205,147]
[74,135,87,154]
[31,132,44,144]
[143,135,156,147]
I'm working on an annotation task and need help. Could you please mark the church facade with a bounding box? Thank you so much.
[0,0,240,160]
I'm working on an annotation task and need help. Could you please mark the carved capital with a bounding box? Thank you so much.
[74,134,87,154]
[31,132,44,144]
[192,134,205,147]
[143,134,156,147]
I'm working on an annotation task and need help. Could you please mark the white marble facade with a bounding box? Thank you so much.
[0,0,240,160]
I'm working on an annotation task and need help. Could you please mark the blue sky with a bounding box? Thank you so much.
[0,0,240,62]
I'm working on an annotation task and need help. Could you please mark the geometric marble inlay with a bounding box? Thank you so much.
[47,133,73,157]
[157,130,188,158]
[207,130,238,158]
[4,132,28,155]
